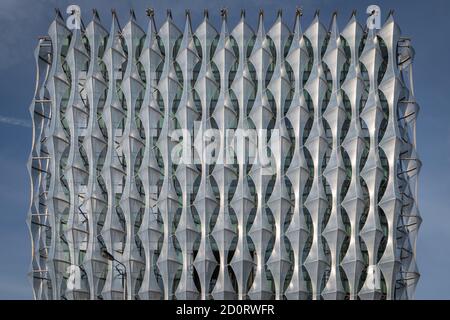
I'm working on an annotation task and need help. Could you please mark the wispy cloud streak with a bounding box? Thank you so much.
[0,115,31,128]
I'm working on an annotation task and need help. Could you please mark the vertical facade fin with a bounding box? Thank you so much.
[303,14,329,300]
[174,12,200,300]
[156,14,182,300]
[266,13,292,300]
[230,14,256,300]
[83,13,109,300]
[340,14,366,300]
[285,11,311,300]
[211,15,238,300]
[192,14,219,300]
[321,13,347,300]
[248,12,273,300]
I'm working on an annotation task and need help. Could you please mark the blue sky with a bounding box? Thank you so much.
[0,0,449,299]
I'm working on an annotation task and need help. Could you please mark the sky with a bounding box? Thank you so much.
[0,0,449,300]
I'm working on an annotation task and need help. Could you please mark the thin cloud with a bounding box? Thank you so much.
[0,115,31,128]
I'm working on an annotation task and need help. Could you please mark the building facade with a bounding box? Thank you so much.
[27,8,421,300]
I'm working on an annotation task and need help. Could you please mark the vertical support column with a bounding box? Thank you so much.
[100,12,127,300]
[359,27,384,300]
[378,13,404,300]
[397,39,421,299]
[266,11,292,300]
[156,11,182,300]
[28,35,53,300]
[211,11,238,300]
[193,11,219,300]
[63,13,90,300]
[119,12,146,300]
[340,13,366,300]
[137,10,164,300]
[303,12,329,300]
[174,11,200,300]
[230,11,256,300]
[321,13,347,300]
[248,11,272,300]
[285,10,310,300]
[45,13,71,300]
[83,11,108,300]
